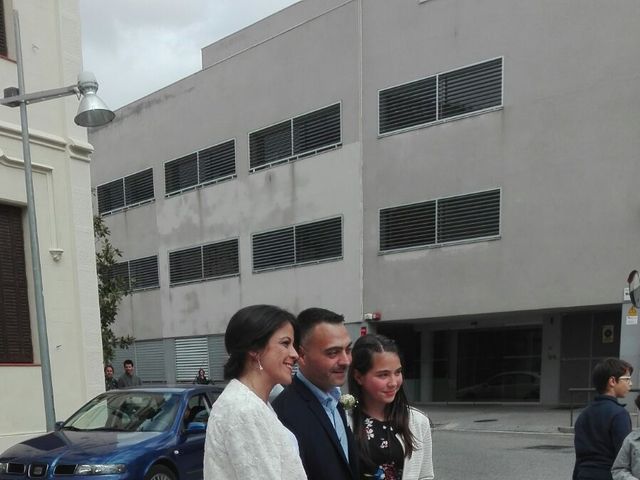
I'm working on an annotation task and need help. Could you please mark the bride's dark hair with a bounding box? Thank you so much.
[348,334,416,468]
[223,304,296,380]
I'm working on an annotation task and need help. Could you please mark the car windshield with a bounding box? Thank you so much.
[62,392,180,432]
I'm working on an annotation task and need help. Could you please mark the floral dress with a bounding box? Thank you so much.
[361,416,404,480]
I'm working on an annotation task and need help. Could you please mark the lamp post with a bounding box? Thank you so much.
[0,11,115,431]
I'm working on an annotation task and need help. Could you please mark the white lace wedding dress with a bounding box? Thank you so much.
[204,379,307,479]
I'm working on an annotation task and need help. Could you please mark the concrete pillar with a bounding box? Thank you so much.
[448,331,458,401]
[419,328,433,402]
[540,315,561,405]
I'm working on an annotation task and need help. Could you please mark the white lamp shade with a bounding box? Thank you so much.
[74,92,115,127]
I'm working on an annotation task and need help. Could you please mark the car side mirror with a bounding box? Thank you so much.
[629,270,640,307]
[186,422,206,434]
[54,421,65,431]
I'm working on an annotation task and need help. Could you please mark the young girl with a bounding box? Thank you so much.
[348,334,434,480]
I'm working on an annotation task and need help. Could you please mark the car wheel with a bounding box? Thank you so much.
[144,465,176,480]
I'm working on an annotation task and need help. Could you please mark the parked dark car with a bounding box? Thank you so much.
[456,371,540,401]
[0,385,223,480]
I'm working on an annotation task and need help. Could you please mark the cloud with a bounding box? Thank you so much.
[79,0,298,109]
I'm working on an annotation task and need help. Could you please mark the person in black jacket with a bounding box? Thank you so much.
[573,358,634,480]
[273,307,359,480]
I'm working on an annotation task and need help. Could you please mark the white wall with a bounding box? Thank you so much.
[0,0,104,452]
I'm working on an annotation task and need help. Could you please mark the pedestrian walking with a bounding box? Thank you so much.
[573,358,634,480]
[611,395,640,480]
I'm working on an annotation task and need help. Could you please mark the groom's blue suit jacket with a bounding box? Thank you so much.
[273,376,359,480]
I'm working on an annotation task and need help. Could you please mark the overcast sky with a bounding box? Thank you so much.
[79,0,299,110]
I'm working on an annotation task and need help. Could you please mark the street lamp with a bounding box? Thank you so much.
[0,11,115,431]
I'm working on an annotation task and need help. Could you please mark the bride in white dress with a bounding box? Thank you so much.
[204,305,307,480]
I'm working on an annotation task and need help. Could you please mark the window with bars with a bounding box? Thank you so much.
[165,153,198,195]
[129,256,160,290]
[175,337,209,383]
[107,261,130,287]
[0,2,8,57]
[380,189,500,252]
[252,216,342,272]
[379,58,503,135]
[169,238,239,286]
[249,103,341,172]
[97,179,125,214]
[165,139,236,196]
[0,204,33,363]
[97,168,155,215]
[380,201,436,251]
[109,255,160,292]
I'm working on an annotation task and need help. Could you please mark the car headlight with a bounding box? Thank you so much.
[74,464,126,475]
[0,462,7,474]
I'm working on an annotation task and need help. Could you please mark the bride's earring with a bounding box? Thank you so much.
[257,358,264,371]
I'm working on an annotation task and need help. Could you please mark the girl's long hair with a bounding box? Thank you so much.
[348,334,416,469]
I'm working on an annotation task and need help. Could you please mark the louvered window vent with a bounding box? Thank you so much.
[175,337,209,383]
[108,255,160,292]
[165,139,236,197]
[97,168,155,215]
[0,2,8,57]
[134,340,166,383]
[249,103,341,172]
[0,204,33,363]
[252,216,343,272]
[169,238,239,286]
[380,188,501,252]
[379,57,503,135]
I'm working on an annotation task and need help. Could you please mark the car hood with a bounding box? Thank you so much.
[1,430,166,464]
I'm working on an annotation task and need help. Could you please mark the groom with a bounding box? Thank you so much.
[273,307,359,480]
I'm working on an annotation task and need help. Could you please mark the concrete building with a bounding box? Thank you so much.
[0,0,103,450]
[88,0,640,405]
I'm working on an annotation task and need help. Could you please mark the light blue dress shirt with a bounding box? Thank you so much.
[296,371,349,459]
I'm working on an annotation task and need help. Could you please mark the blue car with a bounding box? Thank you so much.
[0,385,223,479]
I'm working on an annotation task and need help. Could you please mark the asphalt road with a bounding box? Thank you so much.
[432,430,575,480]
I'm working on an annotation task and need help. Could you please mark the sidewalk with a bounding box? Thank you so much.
[414,403,576,435]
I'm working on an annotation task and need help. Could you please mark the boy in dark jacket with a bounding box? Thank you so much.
[573,358,634,480]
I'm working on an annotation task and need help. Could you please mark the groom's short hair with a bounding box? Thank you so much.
[296,307,344,348]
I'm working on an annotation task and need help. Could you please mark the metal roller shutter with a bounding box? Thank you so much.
[135,340,166,383]
[208,335,228,383]
[175,337,209,383]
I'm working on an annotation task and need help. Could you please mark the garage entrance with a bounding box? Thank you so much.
[432,326,542,402]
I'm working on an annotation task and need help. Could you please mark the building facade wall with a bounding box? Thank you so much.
[90,0,640,405]
[0,0,104,451]
[358,0,640,404]
[362,0,640,318]
[89,0,363,340]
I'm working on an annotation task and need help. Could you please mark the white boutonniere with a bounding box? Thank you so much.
[339,393,357,411]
